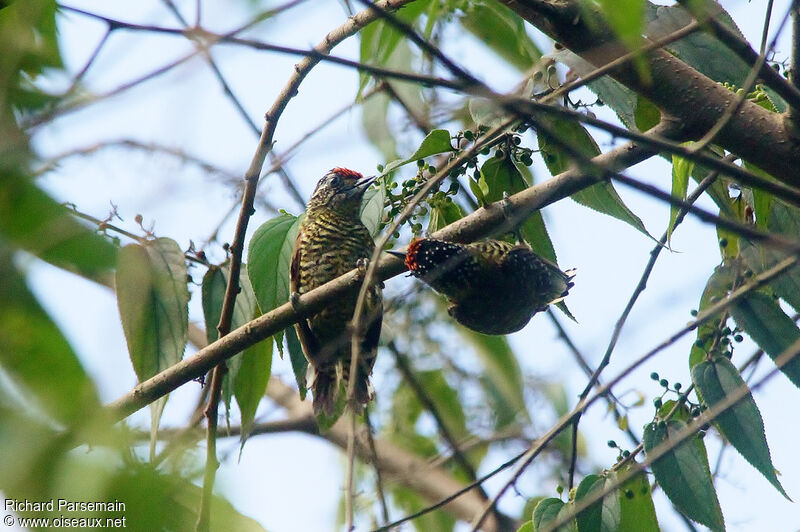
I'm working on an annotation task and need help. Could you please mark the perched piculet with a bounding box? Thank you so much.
[389,238,575,335]
[290,168,383,415]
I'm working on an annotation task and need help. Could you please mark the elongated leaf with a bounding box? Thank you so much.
[233,321,272,447]
[595,0,645,49]
[383,129,454,174]
[116,238,189,446]
[537,121,651,238]
[202,264,271,443]
[533,498,577,532]
[0,173,117,277]
[416,370,467,439]
[459,2,542,71]
[459,326,528,428]
[427,197,465,234]
[284,325,307,399]
[741,199,800,312]
[248,213,298,316]
[360,182,386,238]
[692,355,788,498]
[615,467,659,532]
[0,244,100,425]
[689,263,736,368]
[643,419,725,531]
[574,473,620,532]
[730,291,800,389]
[669,154,693,244]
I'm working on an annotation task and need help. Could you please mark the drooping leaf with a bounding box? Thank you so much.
[0,173,118,278]
[116,238,189,448]
[615,466,659,532]
[233,318,272,447]
[201,263,272,444]
[533,498,577,532]
[689,263,736,368]
[643,419,725,531]
[668,153,694,244]
[537,119,651,238]
[284,325,308,400]
[594,0,646,50]
[248,213,298,316]
[730,291,800,389]
[459,2,542,71]
[692,355,789,498]
[392,485,455,532]
[459,327,528,428]
[574,473,621,532]
[0,243,100,425]
[383,129,454,174]
[427,197,466,234]
[633,95,661,132]
[360,181,386,238]
[740,199,800,312]
[645,2,749,87]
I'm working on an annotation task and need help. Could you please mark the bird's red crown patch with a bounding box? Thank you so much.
[405,238,424,271]
[330,167,363,180]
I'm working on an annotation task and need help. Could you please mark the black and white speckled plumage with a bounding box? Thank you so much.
[400,238,575,335]
[290,168,382,415]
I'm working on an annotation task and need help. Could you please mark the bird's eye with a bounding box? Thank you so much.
[331,174,343,188]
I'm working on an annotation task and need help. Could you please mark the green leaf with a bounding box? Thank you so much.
[615,467,659,532]
[730,291,800,389]
[284,325,307,400]
[740,199,800,312]
[361,90,397,160]
[643,419,725,531]
[459,328,528,428]
[201,263,272,445]
[537,120,651,238]
[360,181,386,238]
[645,3,749,87]
[533,498,577,532]
[416,370,467,439]
[633,95,661,132]
[594,0,645,49]
[0,173,118,277]
[382,129,454,174]
[0,244,100,425]
[392,485,455,532]
[574,473,620,532]
[233,319,272,448]
[248,213,299,316]
[459,2,542,71]
[517,522,534,532]
[668,154,694,244]
[689,263,736,368]
[427,197,465,233]
[692,355,789,498]
[116,238,189,448]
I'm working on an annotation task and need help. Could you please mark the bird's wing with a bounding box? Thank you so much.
[290,233,322,362]
[361,289,383,373]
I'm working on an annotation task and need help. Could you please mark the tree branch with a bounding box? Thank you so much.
[497,0,800,186]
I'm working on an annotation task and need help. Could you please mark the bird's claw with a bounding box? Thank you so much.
[290,291,301,310]
[356,257,369,279]
[499,191,524,244]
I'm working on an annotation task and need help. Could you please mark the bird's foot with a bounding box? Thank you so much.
[355,257,370,279]
[290,291,301,310]
[500,191,525,244]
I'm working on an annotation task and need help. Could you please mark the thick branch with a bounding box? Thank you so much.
[498,0,800,186]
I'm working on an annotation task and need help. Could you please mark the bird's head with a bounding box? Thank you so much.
[307,168,375,216]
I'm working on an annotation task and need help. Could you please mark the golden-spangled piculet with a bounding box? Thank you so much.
[290,168,383,415]
[389,238,575,335]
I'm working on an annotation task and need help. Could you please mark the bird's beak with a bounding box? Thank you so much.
[355,174,377,191]
[386,249,406,260]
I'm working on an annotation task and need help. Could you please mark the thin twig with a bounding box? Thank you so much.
[364,408,391,526]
